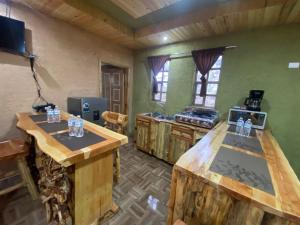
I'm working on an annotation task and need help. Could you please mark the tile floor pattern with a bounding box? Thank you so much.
[0,143,172,225]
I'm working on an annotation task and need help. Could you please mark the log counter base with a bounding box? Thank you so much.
[167,122,300,225]
[16,112,128,225]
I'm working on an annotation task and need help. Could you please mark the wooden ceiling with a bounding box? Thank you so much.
[12,0,300,50]
[110,0,181,18]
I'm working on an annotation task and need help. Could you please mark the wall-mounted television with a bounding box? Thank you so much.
[0,15,26,56]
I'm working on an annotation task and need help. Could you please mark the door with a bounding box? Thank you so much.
[102,65,127,114]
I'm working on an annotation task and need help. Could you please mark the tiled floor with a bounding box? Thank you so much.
[0,143,172,225]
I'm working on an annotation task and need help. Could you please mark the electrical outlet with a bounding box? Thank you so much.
[288,62,300,69]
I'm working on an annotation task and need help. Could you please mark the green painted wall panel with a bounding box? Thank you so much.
[132,24,300,178]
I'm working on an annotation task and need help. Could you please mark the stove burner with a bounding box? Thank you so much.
[174,109,219,129]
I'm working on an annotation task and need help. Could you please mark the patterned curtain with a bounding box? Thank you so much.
[192,47,225,97]
[147,55,170,95]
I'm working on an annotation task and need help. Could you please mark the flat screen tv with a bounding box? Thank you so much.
[0,15,26,56]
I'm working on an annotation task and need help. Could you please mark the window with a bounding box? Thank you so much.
[194,56,223,108]
[153,60,170,102]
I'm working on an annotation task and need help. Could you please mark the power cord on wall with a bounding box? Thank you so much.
[27,54,54,112]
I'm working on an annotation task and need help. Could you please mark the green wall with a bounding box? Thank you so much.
[132,24,300,178]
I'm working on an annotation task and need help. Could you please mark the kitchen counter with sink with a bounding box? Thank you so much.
[167,122,300,225]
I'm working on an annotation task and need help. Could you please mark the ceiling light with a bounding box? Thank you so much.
[163,36,168,41]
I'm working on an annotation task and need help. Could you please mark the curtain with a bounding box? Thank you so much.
[147,55,170,95]
[192,47,225,97]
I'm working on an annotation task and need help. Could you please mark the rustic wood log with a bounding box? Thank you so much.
[37,152,72,225]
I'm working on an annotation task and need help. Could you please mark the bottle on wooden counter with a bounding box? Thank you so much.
[46,107,54,123]
[54,105,61,123]
[75,115,84,138]
[68,115,75,136]
[236,117,244,135]
[244,119,253,137]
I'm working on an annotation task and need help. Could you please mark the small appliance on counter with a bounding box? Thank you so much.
[244,90,264,111]
[174,107,219,129]
[228,108,267,130]
[67,97,108,126]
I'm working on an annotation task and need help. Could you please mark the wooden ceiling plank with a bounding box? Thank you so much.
[111,0,180,18]
[247,8,266,29]
[286,0,300,22]
[63,0,134,37]
[135,0,290,38]
[263,4,283,26]
[278,0,298,24]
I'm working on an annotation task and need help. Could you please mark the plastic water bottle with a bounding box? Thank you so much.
[75,116,84,137]
[45,106,50,123]
[54,106,61,123]
[48,108,54,123]
[244,119,253,137]
[68,115,75,136]
[78,117,84,137]
[236,117,244,135]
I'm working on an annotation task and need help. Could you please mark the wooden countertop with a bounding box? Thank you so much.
[16,112,128,167]
[175,122,300,223]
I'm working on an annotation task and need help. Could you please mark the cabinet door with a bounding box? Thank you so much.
[136,119,151,152]
[152,122,172,161]
[168,126,194,164]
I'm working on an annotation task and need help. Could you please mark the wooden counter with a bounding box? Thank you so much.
[16,112,128,225]
[167,122,300,225]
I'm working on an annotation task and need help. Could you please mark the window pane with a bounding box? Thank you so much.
[164,61,170,71]
[196,72,202,82]
[162,83,168,92]
[212,56,222,68]
[157,83,162,92]
[206,84,218,95]
[196,84,201,94]
[154,93,160,101]
[205,96,216,107]
[156,72,163,81]
[195,96,203,105]
[161,93,167,102]
[208,70,220,82]
[163,72,169,81]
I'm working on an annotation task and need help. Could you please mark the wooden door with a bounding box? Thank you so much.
[102,66,126,114]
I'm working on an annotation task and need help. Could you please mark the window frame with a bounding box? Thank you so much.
[193,56,223,108]
[153,60,170,103]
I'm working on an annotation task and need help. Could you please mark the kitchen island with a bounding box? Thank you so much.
[167,122,300,225]
[16,112,128,225]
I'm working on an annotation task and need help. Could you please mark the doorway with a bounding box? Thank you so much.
[101,64,128,114]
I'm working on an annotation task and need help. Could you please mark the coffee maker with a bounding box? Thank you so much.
[244,90,264,111]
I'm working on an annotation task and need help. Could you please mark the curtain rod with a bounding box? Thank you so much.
[169,45,238,59]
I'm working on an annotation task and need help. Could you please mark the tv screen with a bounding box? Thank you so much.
[0,15,25,56]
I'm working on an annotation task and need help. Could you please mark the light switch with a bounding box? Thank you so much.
[288,62,300,69]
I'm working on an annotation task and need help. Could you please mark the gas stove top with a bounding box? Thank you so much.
[174,109,219,129]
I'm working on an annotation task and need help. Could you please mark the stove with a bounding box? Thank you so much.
[174,108,219,129]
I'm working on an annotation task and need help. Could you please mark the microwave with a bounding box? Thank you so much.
[228,108,267,130]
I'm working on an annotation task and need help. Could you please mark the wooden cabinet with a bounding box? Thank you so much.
[135,115,210,164]
[168,126,194,164]
[151,121,172,161]
[135,117,151,153]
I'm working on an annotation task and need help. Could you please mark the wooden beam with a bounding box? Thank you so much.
[12,0,136,44]
[135,0,292,38]
[63,0,134,37]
